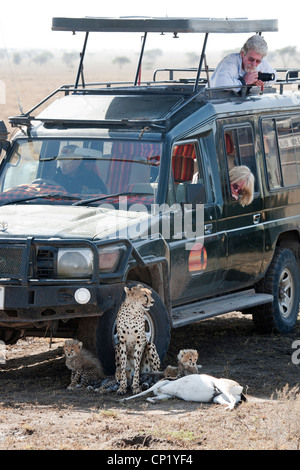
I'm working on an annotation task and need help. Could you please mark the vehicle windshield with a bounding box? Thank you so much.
[0,139,161,206]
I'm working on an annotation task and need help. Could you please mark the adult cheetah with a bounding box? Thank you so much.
[115,284,160,395]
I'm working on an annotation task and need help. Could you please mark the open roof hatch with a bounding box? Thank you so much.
[9,17,278,129]
[51,16,278,34]
[52,17,278,90]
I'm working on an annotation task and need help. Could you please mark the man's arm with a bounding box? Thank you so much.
[210,68,245,91]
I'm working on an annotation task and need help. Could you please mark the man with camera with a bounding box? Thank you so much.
[210,35,276,91]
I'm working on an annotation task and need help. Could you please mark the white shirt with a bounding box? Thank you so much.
[210,53,276,91]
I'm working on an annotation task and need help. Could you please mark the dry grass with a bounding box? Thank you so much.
[1,50,185,132]
[0,313,300,450]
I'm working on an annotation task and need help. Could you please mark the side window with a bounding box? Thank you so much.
[171,142,205,203]
[277,117,299,187]
[262,115,300,189]
[261,119,281,189]
[1,141,39,191]
[224,130,239,169]
[224,125,258,198]
[291,116,300,159]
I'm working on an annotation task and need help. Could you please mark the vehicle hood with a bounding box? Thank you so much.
[0,204,153,240]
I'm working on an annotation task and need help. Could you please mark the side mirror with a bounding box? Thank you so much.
[0,121,8,141]
[186,183,206,205]
[0,121,9,153]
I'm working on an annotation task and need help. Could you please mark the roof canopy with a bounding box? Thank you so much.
[52,17,278,34]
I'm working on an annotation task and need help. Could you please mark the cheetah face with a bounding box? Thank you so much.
[140,290,154,309]
[178,349,199,371]
[124,285,154,310]
[63,339,83,358]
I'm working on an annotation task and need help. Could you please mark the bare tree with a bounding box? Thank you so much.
[112,56,131,69]
[62,52,78,68]
[275,46,298,67]
[186,52,198,66]
[143,48,162,70]
[13,52,22,65]
[32,51,54,66]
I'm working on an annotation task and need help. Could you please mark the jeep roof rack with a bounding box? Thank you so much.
[51,16,278,34]
[9,17,279,129]
[52,17,278,91]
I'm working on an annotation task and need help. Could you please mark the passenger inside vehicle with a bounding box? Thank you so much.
[229,165,254,206]
[224,128,258,202]
[55,144,107,194]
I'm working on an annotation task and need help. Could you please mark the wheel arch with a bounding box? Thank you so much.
[126,259,172,322]
[252,246,300,333]
[276,230,300,268]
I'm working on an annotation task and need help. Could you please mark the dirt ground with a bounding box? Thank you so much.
[0,311,300,451]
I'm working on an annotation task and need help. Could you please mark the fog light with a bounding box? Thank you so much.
[74,288,91,304]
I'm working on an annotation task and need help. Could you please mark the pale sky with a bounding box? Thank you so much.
[0,0,298,54]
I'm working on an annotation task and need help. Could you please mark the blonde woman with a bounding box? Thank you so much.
[229,165,254,206]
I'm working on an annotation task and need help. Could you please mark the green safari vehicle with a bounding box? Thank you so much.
[0,16,299,372]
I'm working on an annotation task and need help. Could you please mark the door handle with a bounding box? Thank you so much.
[204,223,213,234]
[253,213,261,225]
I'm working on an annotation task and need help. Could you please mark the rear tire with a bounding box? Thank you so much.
[252,248,300,334]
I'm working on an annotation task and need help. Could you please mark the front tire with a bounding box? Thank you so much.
[252,248,300,334]
[96,283,171,375]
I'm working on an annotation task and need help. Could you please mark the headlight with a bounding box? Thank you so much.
[56,244,126,278]
[57,248,93,278]
[98,245,125,273]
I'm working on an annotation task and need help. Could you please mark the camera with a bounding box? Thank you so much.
[257,72,275,82]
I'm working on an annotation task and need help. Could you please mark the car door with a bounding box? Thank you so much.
[222,122,264,289]
[167,132,225,305]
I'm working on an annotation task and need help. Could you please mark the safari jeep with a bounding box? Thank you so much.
[0,17,300,372]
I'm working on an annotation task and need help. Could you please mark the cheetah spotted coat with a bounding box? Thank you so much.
[115,284,160,395]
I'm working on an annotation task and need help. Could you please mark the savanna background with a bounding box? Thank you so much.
[2,42,300,130]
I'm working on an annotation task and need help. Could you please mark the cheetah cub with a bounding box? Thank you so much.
[115,284,160,395]
[63,339,105,390]
[164,349,201,379]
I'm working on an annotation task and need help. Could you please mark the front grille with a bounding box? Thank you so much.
[0,246,24,277]
[36,248,55,278]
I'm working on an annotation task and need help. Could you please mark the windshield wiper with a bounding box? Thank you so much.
[73,192,152,206]
[0,193,82,206]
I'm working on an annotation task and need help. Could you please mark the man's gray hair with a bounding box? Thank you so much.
[241,35,268,57]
